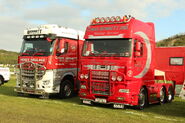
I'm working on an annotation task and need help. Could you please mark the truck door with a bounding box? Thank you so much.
[133,39,145,77]
[55,38,69,69]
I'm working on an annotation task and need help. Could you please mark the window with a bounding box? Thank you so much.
[20,39,54,56]
[82,39,132,57]
[170,57,184,66]
[64,42,69,53]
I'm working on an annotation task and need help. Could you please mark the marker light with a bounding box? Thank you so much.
[123,16,128,22]
[91,19,96,24]
[116,16,121,21]
[111,16,116,22]
[27,36,31,39]
[105,17,111,22]
[40,35,44,38]
[31,35,35,38]
[101,17,105,23]
[95,18,100,23]
[91,15,133,25]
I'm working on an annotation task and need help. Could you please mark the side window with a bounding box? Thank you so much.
[64,42,69,53]
[170,57,184,66]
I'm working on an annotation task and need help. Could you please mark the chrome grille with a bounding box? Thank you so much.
[91,71,109,81]
[20,62,46,88]
[91,70,110,95]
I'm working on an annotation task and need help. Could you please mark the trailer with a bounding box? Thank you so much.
[155,47,185,85]
[78,15,175,109]
[155,47,185,99]
[14,24,84,98]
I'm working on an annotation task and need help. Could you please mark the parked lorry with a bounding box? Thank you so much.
[0,67,10,86]
[14,24,84,98]
[78,15,175,109]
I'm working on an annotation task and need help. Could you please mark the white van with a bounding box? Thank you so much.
[0,67,10,85]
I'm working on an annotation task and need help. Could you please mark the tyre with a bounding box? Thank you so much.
[59,79,74,98]
[159,87,166,104]
[167,86,174,103]
[0,76,4,86]
[137,88,148,110]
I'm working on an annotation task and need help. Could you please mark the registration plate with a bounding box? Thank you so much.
[95,98,107,103]
[113,104,125,109]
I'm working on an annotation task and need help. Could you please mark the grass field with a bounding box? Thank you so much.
[0,75,185,123]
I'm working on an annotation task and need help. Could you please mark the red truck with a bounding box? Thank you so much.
[78,15,175,109]
[155,47,185,85]
[14,24,84,98]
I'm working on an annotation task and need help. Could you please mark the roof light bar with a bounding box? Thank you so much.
[91,15,133,25]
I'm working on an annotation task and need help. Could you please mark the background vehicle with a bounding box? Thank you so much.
[156,47,185,99]
[79,15,175,109]
[0,67,10,86]
[15,24,84,98]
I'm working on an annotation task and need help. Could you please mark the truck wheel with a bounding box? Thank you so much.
[59,79,74,98]
[137,88,147,110]
[0,76,4,85]
[159,87,166,104]
[167,86,174,103]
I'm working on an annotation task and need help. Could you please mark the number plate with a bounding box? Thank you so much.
[82,100,91,105]
[95,98,107,103]
[113,104,125,109]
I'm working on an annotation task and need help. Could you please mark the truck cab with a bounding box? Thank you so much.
[79,15,175,109]
[15,24,84,98]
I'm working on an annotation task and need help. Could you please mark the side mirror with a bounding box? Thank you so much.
[134,41,142,57]
[135,42,141,51]
[134,51,141,57]
[56,40,65,55]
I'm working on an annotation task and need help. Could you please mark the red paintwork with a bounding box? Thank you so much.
[18,38,84,91]
[79,17,175,106]
[156,47,185,85]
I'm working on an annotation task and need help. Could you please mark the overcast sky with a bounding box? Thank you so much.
[0,0,185,51]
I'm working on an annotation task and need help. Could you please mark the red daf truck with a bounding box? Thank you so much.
[14,24,84,98]
[78,15,175,109]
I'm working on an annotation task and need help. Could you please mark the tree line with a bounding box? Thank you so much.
[0,49,18,65]
[156,33,185,47]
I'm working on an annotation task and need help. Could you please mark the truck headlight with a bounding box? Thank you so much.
[117,76,123,81]
[84,74,89,79]
[111,76,116,81]
[80,74,84,79]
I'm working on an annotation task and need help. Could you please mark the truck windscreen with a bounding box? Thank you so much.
[20,39,54,56]
[82,39,132,57]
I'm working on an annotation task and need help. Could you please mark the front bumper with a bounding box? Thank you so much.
[14,87,49,95]
[79,93,137,106]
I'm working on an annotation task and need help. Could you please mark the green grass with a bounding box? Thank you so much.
[0,75,185,123]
